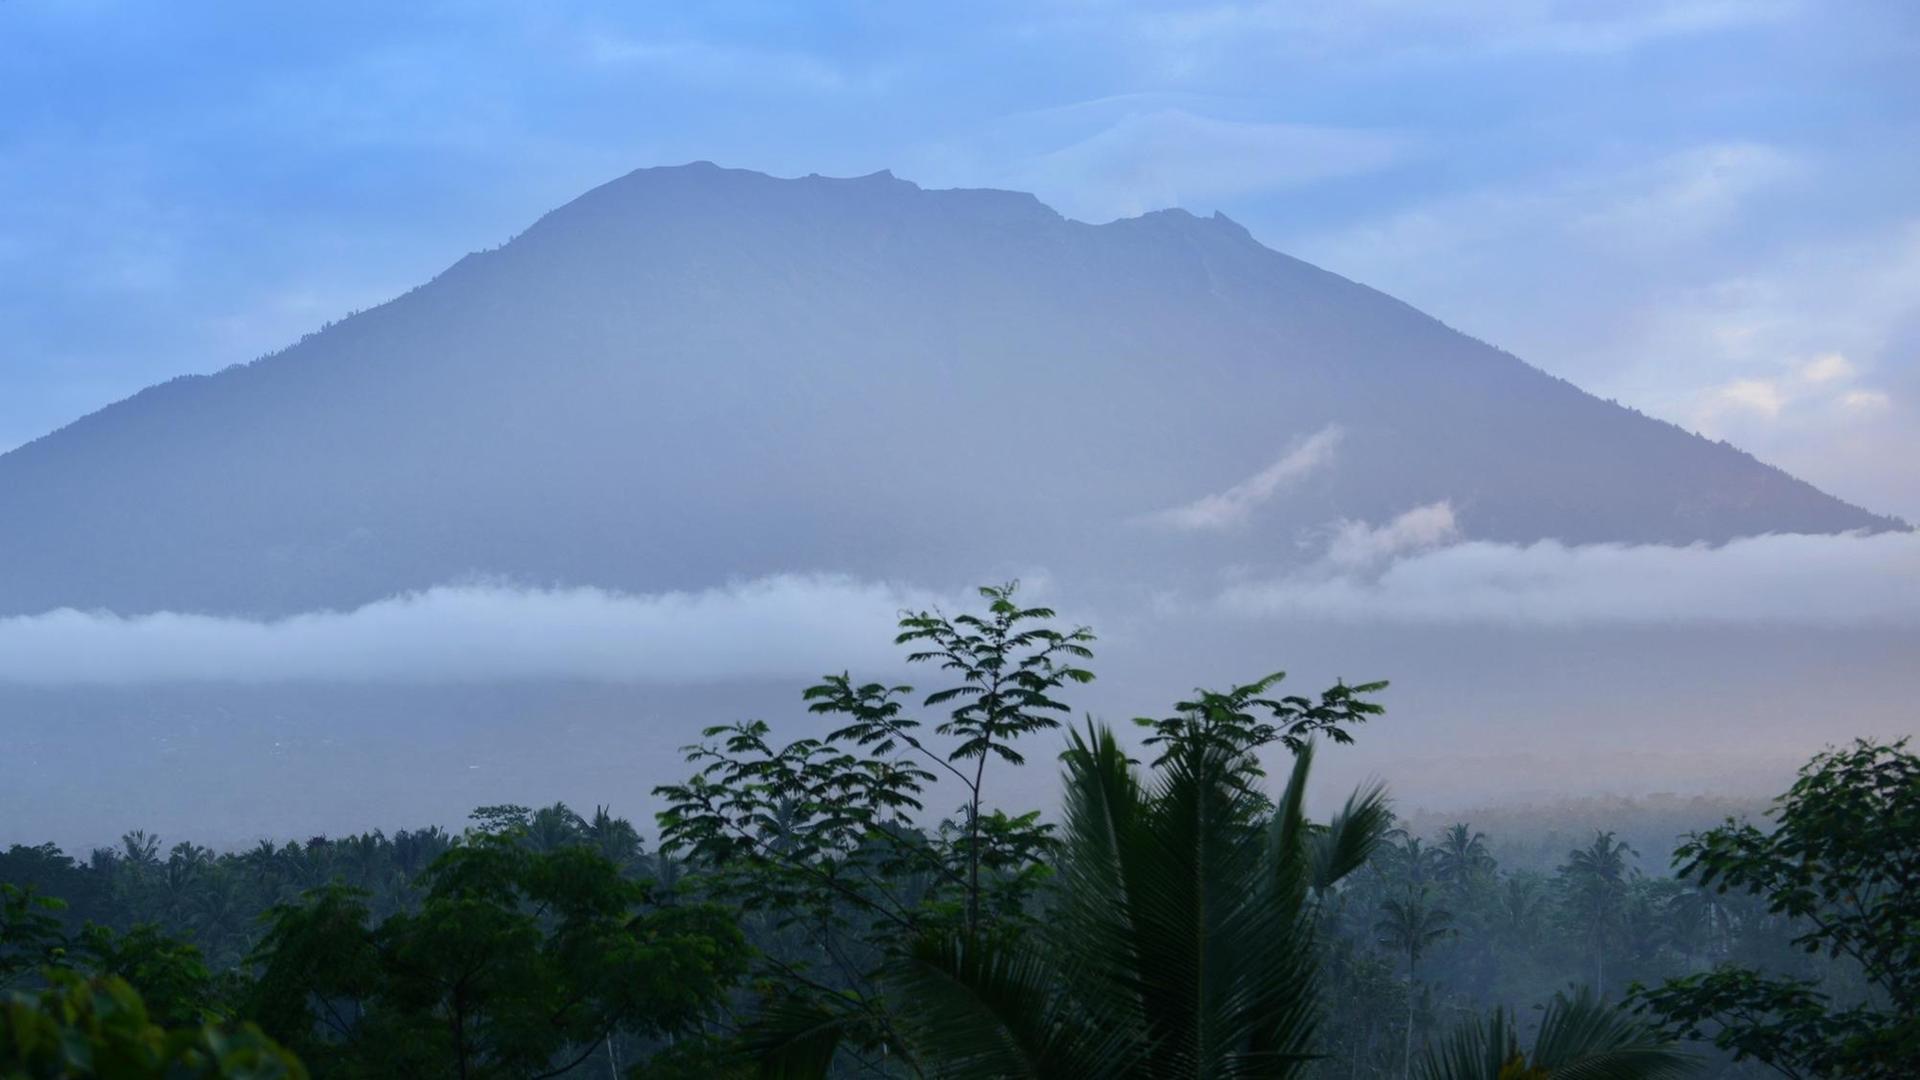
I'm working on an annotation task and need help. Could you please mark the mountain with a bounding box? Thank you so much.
[0,162,1898,617]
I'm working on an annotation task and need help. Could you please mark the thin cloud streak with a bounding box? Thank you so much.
[1221,529,1920,625]
[1148,424,1343,531]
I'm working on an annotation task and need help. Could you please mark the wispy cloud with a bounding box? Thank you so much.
[1011,109,1408,221]
[1114,0,1797,62]
[1300,142,1801,281]
[1148,424,1343,531]
[1222,528,1920,626]
[580,33,885,94]
[1325,501,1458,567]
[0,576,964,686]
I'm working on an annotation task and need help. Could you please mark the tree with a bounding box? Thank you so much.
[1631,739,1920,1078]
[880,690,1391,1077]
[1497,873,1550,952]
[1,971,305,1079]
[1433,825,1495,906]
[891,582,1096,936]
[1376,884,1455,1079]
[1416,986,1690,1080]
[656,583,1095,1069]
[1,885,67,991]
[73,922,223,1029]
[1561,831,1636,995]
[247,834,748,1078]
[660,584,1391,1076]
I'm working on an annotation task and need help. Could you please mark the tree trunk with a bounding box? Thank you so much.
[1404,954,1417,1080]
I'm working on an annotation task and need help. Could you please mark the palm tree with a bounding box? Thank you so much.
[390,826,452,884]
[1497,873,1548,951]
[524,802,588,852]
[770,714,1391,1078]
[1376,885,1454,1079]
[1432,824,1494,902]
[1559,831,1636,995]
[584,805,644,873]
[1415,986,1691,1080]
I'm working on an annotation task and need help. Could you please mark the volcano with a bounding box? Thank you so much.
[0,162,1895,617]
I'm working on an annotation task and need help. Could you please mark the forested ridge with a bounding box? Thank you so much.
[4,586,1913,1077]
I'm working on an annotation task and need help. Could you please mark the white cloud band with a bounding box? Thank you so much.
[1223,528,1920,625]
[0,576,956,686]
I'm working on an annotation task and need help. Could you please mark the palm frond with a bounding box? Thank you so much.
[741,993,862,1080]
[1416,988,1692,1080]
[1530,987,1693,1080]
[1052,719,1152,1038]
[885,931,1135,1079]
[1271,741,1316,896]
[1126,728,1279,1074]
[1414,1005,1520,1080]
[1310,780,1392,894]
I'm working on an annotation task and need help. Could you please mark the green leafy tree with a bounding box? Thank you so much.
[1,971,305,1079]
[893,583,1096,935]
[1,885,67,990]
[74,922,223,1029]
[655,583,1093,1067]
[661,586,1391,1076]
[247,835,748,1078]
[1631,739,1920,1078]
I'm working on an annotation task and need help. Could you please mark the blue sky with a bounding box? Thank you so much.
[4,0,1917,517]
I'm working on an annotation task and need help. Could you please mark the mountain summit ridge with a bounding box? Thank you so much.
[0,163,1899,617]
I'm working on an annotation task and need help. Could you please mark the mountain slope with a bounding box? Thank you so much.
[0,162,1897,616]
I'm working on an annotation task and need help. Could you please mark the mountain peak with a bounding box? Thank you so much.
[0,164,1897,616]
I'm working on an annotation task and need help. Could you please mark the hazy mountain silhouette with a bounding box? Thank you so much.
[0,162,1898,617]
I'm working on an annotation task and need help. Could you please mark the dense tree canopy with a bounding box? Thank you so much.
[1631,739,1920,1078]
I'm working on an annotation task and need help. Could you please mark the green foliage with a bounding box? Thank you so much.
[1377,887,1456,972]
[882,717,1389,1078]
[895,582,1096,770]
[1,971,304,1079]
[73,922,223,1028]
[896,582,1095,935]
[245,835,748,1078]
[1135,672,1388,769]
[1416,986,1690,1080]
[1,885,68,989]
[1560,832,1639,996]
[654,582,1094,1068]
[1377,879,1456,1077]
[1631,739,1920,1078]
[657,582,1393,1076]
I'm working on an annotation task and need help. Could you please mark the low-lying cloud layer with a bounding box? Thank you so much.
[0,576,956,686]
[1224,528,1920,625]
[3,527,1916,687]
